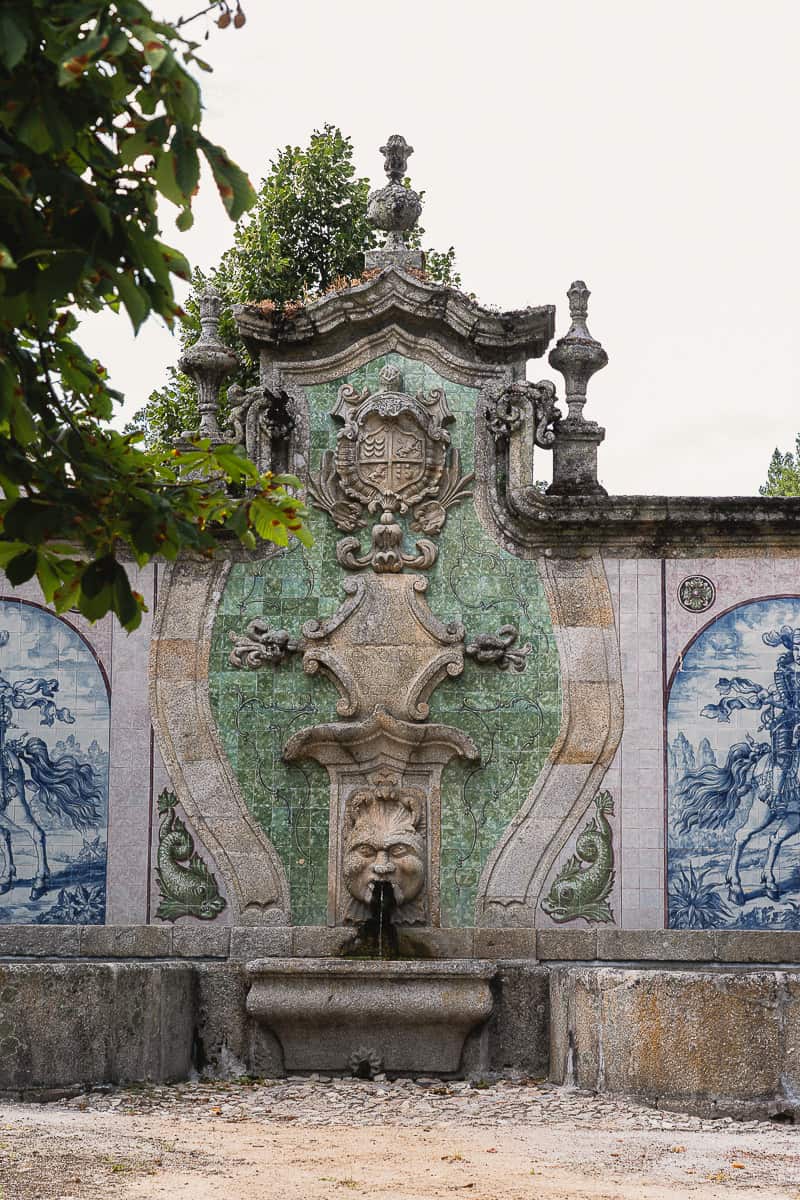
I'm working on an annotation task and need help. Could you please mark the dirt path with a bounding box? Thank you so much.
[1,1079,798,1200]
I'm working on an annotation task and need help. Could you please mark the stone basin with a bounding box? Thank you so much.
[246,957,496,1074]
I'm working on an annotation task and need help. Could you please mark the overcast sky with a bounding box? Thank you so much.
[79,0,800,496]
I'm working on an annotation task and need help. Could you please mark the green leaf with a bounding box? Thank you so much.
[175,207,193,231]
[159,243,191,281]
[119,128,157,166]
[116,270,149,331]
[0,244,16,269]
[80,554,116,598]
[172,128,199,197]
[35,551,62,603]
[133,26,169,70]
[198,137,256,221]
[3,498,56,544]
[155,150,184,207]
[0,541,29,568]
[91,200,113,237]
[5,548,37,586]
[16,108,52,153]
[52,572,82,613]
[0,12,29,69]
[249,497,289,546]
[78,582,113,622]
[9,396,36,444]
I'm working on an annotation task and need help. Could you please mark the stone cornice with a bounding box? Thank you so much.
[501,488,800,555]
[234,267,555,363]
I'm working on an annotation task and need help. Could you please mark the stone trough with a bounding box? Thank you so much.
[245,957,496,1074]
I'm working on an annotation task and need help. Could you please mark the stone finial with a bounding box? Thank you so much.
[548,281,608,423]
[365,134,424,272]
[566,279,590,326]
[178,289,239,442]
[380,134,414,182]
[547,281,608,496]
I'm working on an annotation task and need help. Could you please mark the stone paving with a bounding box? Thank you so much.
[56,1074,790,1132]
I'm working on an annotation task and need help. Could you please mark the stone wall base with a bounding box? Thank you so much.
[4,954,800,1120]
[550,966,800,1120]
[0,962,194,1097]
[0,958,549,1096]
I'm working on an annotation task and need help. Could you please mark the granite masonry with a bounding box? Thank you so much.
[3,138,800,1117]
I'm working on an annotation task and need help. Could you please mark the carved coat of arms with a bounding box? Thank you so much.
[308,365,473,572]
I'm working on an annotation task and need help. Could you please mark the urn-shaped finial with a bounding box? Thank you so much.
[364,134,424,270]
[380,134,414,182]
[548,280,608,423]
[178,289,239,442]
[547,280,608,496]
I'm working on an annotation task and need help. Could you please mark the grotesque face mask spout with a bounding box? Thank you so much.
[342,769,427,952]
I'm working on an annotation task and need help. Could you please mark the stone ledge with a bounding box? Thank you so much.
[504,488,800,556]
[80,926,172,958]
[172,926,231,959]
[229,927,292,961]
[1,925,800,966]
[0,926,81,958]
[537,928,800,964]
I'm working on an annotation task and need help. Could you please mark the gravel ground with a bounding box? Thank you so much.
[1,1077,799,1199]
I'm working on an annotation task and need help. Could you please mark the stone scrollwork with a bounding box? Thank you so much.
[485,380,561,448]
[308,367,474,573]
[228,620,302,669]
[465,625,532,673]
[225,384,295,474]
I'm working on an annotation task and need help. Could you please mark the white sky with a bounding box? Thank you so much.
[80,0,800,496]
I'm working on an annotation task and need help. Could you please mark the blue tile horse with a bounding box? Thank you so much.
[0,633,103,899]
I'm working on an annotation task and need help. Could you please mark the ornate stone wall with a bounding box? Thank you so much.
[207,354,562,926]
[5,246,800,946]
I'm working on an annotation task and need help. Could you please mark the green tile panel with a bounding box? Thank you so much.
[208,354,561,925]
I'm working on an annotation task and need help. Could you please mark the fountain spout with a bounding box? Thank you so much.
[358,879,399,958]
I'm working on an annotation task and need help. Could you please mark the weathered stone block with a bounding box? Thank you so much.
[0,925,80,958]
[473,928,536,960]
[291,926,357,958]
[486,962,549,1074]
[192,962,250,1075]
[229,926,291,960]
[172,925,231,959]
[537,928,597,960]
[550,966,799,1119]
[396,927,475,959]
[714,931,800,964]
[596,929,713,961]
[0,963,193,1092]
[79,925,172,958]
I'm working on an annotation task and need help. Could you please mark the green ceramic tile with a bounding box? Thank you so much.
[208,355,561,926]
